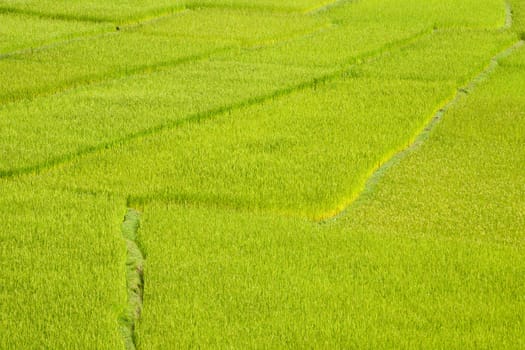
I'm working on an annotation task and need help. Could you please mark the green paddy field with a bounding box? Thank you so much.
[1,0,524,348]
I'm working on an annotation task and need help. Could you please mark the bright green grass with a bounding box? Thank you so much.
[510,0,525,38]
[136,205,524,348]
[215,20,431,69]
[0,0,184,22]
[0,31,222,103]
[137,8,326,45]
[0,14,110,54]
[216,0,508,70]
[28,77,454,218]
[0,2,440,175]
[0,183,127,349]
[24,30,514,219]
[0,1,509,178]
[0,8,324,105]
[357,30,515,84]
[0,60,328,174]
[360,47,525,244]
[0,0,335,22]
[0,0,506,103]
[1,0,524,348]
[186,0,337,12]
[133,44,525,348]
[323,0,506,29]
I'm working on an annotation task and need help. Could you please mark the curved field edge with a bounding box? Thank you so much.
[21,29,516,220]
[320,39,525,222]
[0,0,509,176]
[0,27,432,178]
[1,0,523,348]
[133,37,525,350]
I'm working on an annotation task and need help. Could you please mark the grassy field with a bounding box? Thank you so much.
[0,184,126,348]
[1,0,524,348]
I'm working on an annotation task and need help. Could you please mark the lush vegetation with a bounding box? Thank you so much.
[1,0,524,348]
[0,183,126,348]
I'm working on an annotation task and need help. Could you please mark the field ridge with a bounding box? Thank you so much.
[186,1,332,14]
[0,19,332,105]
[0,6,111,23]
[320,39,525,222]
[119,209,145,350]
[0,45,233,106]
[0,26,113,59]
[2,1,524,348]
[0,4,190,24]
[0,9,193,60]
[505,1,513,29]
[0,28,432,180]
[303,0,349,14]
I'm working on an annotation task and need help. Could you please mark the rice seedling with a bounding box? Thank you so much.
[0,0,184,23]
[1,0,523,348]
[22,30,515,219]
[133,42,525,349]
[0,183,127,349]
[0,13,110,54]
